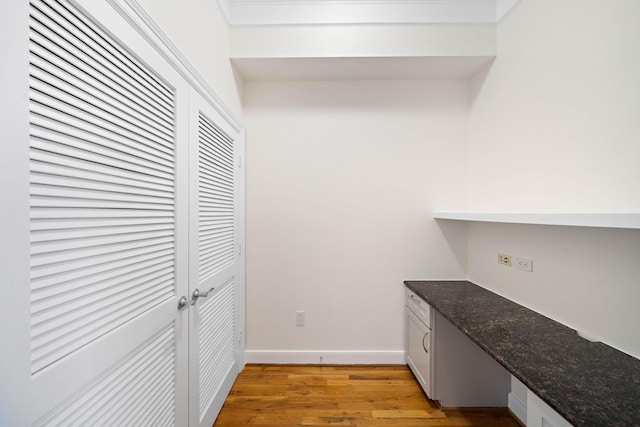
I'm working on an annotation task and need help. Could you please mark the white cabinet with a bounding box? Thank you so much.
[405,289,433,397]
[527,391,572,427]
[405,288,509,407]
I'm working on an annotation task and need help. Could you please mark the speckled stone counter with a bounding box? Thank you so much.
[404,280,640,427]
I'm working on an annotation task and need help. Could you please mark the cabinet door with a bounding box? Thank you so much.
[1,0,190,424]
[188,87,245,427]
[406,309,432,397]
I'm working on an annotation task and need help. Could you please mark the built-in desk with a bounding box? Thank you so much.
[404,281,640,427]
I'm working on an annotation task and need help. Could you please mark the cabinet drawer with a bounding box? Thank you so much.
[406,289,432,328]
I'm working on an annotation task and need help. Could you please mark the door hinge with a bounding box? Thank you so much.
[238,155,242,168]
[239,243,242,256]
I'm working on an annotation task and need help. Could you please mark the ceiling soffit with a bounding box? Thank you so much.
[220,0,521,26]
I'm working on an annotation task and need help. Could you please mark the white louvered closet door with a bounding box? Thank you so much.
[1,0,189,425]
[188,87,244,427]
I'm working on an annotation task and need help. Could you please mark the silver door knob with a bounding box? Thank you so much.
[177,296,190,311]
[191,287,215,304]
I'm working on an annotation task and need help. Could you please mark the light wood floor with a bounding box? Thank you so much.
[212,364,521,426]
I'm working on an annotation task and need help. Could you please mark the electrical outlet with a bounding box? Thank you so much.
[515,257,533,272]
[296,311,305,326]
[498,253,511,266]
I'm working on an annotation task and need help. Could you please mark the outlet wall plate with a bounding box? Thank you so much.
[515,257,533,272]
[296,311,305,326]
[498,253,512,266]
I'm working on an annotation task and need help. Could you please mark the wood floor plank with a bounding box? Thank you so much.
[372,409,446,419]
[212,364,521,427]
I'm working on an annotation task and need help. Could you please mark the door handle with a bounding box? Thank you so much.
[177,296,190,311]
[177,287,216,310]
[191,287,215,305]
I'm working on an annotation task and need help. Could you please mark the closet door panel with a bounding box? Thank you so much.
[1,0,189,424]
[188,88,243,427]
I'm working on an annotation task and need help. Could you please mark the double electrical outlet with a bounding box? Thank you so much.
[498,252,533,272]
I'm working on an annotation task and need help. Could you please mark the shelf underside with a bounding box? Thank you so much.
[433,212,640,229]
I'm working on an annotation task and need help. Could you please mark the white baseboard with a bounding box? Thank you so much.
[245,350,405,365]
[508,391,527,425]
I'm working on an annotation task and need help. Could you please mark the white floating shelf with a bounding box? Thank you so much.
[433,211,640,229]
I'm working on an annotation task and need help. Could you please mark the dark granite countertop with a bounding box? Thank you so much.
[404,280,640,427]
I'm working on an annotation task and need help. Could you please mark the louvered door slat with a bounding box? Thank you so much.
[32,243,172,285]
[31,0,174,117]
[199,149,233,176]
[30,65,174,148]
[199,120,233,156]
[199,172,233,188]
[30,172,172,201]
[31,287,173,365]
[199,161,233,186]
[199,189,233,204]
[30,99,174,171]
[29,35,174,132]
[200,231,234,246]
[98,352,172,425]
[29,49,174,142]
[31,156,174,194]
[197,113,235,283]
[198,247,233,279]
[30,208,173,219]
[30,149,174,189]
[31,222,173,243]
[36,325,176,427]
[29,0,177,376]
[198,282,235,418]
[200,194,233,206]
[31,228,173,250]
[31,242,173,280]
[30,125,173,179]
[32,264,173,314]
[29,66,174,153]
[30,197,171,211]
[31,273,173,334]
[46,0,174,110]
[199,145,233,172]
[199,220,234,232]
[30,184,173,207]
[31,248,173,292]
[32,270,174,328]
[199,248,234,276]
[200,237,234,259]
[31,253,173,295]
[30,216,174,231]
[31,228,172,256]
[96,354,173,426]
[199,192,234,206]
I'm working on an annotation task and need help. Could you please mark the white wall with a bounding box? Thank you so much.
[468,0,640,210]
[231,25,495,59]
[135,0,243,119]
[134,0,640,361]
[243,80,468,362]
[466,0,640,358]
